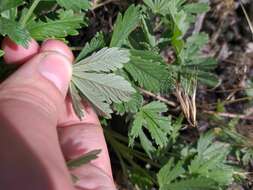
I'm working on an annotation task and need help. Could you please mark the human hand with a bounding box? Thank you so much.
[0,38,116,190]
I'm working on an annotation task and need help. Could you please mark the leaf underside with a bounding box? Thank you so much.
[71,47,135,118]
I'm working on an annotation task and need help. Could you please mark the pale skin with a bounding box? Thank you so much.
[0,38,116,190]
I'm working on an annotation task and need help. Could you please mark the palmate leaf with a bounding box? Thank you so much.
[75,32,105,62]
[72,73,135,117]
[114,92,143,115]
[0,0,23,12]
[189,132,234,186]
[110,5,140,47]
[157,158,185,186]
[27,10,84,41]
[125,51,172,93]
[143,0,170,16]
[179,33,209,64]
[71,47,135,118]
[56,0,91,11]
[72,77,112,117]
[170,33,219,87]
[74,48,130,72]
[74,72,135,104]
[0,17,30,47]
[129,101,172,157]
[161,177,217,190]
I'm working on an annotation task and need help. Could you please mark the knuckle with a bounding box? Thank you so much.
[0,82,58,117]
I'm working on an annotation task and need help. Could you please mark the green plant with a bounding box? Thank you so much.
[0,0,250,189]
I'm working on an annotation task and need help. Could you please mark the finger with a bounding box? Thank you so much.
[0,41,73,189]
[40,39,74,62]
[58,103,113,178]
[59,123,113,177]
[58,97,100,127]
[1,37,39,64]
[72,164,116,190]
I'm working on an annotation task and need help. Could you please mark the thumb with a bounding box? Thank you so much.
[0,40,72,123]
[0,40,74,190]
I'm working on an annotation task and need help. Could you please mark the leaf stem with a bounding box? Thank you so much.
[20,0,41,26]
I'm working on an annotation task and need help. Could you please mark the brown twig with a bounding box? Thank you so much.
[203,110,253,121]
[138,88,177,107]
[92,0,118,10]
[206,86,253,93]
[199,96,253,109]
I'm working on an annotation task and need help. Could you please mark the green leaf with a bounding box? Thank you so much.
[75,32,105,62]
[161,177,217,190]
[173,65,220,87]
[143,0,169,16]
[72,77,112,117]
[69,82,85,119]
[170,116,183,143]
[129,166,154,189]
[170,32,219,87]
[207,169,234,186]
[183,3,210,14]
[125,51,171,92]
[197,132,214,155]
[72,73,135,117]
[0,17,31,47]
[56,0,91,11]
[1,8,18,20]
[179,33,209,63]
[71,47,134,118]
[0,49,4,57]
[141,16,156,47]
[158,158,185,186]
[129,112,145,146]
[188,132,234,186]
[129,101,172,156]
[67,149,101,169]
[139,130,156,158]
[114,92,143,115]
[110,5,140,47]
[74,72,135,103]
[74,48,130,72]
[27,10,84,41]
[0,0,23,13]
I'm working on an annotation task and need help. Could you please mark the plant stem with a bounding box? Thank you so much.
[203,110,253,121]
[138,88,177,107]
[92,0,117,10]
[20,0,41,27]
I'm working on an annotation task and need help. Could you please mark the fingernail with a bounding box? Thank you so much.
[38,54,72,95]
[40,40,74,62]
